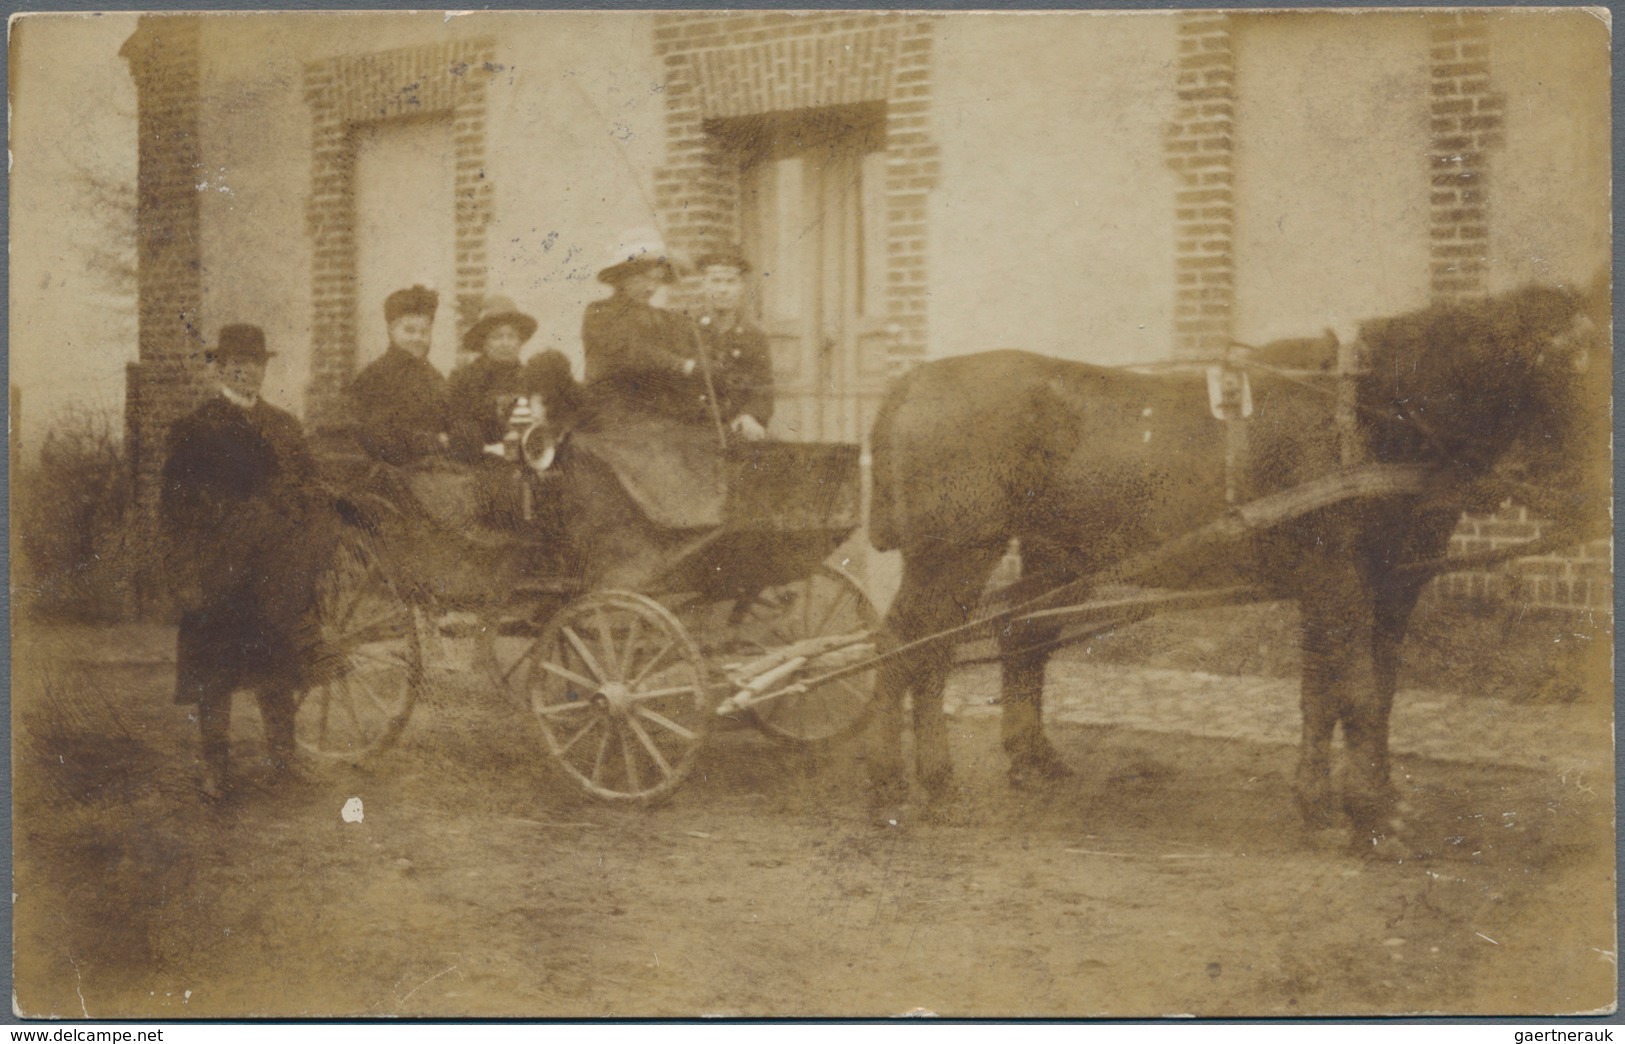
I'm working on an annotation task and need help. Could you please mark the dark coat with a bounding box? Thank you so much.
[160,396,335,701]
[697,313,775,427]
[349,346,448,465]
[582,295,712,425]
[446,356,525,463]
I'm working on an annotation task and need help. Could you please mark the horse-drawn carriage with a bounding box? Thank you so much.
[293,283,1606,844]
[294,428,881,803]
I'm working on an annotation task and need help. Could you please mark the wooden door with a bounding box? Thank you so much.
[738,106,891,445]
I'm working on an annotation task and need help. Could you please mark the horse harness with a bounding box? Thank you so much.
[1135,335,1374,507]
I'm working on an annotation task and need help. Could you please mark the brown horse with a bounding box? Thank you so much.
[867,284,1605,846]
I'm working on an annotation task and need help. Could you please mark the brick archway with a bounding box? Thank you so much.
[651,13,938,377]
[302,40,497,428]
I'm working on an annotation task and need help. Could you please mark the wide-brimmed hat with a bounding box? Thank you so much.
[207,324,273,364]
[463,295,539,355]
[597,229,678,285]
[385,284,439,323]
[695,249,750,275]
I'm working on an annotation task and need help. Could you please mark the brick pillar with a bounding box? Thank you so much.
[1428,12,1503,302]
[1165,13,1235,358]
[120,16,208,519]
[120,16,208,610]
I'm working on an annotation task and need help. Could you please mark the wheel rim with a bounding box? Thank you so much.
[294,536,423,760]
[687,565,879,745]
[529,591,710,802]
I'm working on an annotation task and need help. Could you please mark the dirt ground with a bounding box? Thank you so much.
[11,603,1617,1019]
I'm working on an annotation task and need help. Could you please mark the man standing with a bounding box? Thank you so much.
[694,250,774,441]
[349,284,447,465]
[160,325,336,799]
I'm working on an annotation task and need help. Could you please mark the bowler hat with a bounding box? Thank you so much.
[463,295,539,355]
[695,249,750,275]
[597,229,678,286]
[385,284,439,323]
[207,324,273,364]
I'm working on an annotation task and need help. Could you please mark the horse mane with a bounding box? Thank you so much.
[1352,284,1583,468]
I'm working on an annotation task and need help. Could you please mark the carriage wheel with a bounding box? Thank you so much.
[528,591,711,803]
[710,565,880,746]
[294,532,424,761]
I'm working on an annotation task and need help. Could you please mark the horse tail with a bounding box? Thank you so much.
[867,370,913,553]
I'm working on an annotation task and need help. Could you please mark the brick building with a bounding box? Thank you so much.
[118,10,1608,606]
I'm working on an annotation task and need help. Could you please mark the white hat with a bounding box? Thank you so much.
[597,228,678,285]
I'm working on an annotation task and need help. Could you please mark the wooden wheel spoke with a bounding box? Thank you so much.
[555,716,601,757]
[620,613,644,681]
[626,639,676,689]
[624,715,674,779]
[627,684,700,703]
[619,723,641,790]
[589,727,614,783]
[764,625,799,649]
[500,639,541,684]
[535,696,593,718]
[537,658,598,693]
[594,606,623,679]
[328,565,372,631]
[331,573,388,628]
[830,676,872,705]
[561,625,610,684]
[309,686,331,743]
[354,680,397,717]
[635,705,697,742]
[335,676,365,733]
[348,646,408,672]
[812,585,857,638]
[343,612,407,649]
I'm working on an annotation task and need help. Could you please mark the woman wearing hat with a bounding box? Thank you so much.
[446,295,542,463]
[581,229,712,426]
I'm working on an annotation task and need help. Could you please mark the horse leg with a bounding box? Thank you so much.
[1340,578,1429,845]
[868,628,913,800]
[873,544,1004,800]
[999,545,1075,787]
[1294,566,1376,830]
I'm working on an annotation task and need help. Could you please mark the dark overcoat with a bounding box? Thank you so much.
[582,296,712,424]
[160,396,334,702]
[697,314,775,427]
[446,356,524,462]
[349,346,448,465]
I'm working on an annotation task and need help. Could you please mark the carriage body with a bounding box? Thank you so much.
[294,434,879,803]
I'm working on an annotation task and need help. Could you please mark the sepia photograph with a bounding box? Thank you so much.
[7,7,1615,1019]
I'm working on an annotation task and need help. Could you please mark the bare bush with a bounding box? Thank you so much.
[14,403,141,620]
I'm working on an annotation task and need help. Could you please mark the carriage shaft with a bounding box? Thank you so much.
[786,464,1439,694]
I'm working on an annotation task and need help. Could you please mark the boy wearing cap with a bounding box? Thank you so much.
[349,284,449,465]
[160,324,335,799]
[694,251,774,441]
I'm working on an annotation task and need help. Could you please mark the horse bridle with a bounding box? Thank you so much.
[1231,311,1590,485]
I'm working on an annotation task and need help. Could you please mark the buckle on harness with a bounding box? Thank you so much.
[1206,365,1253,421]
